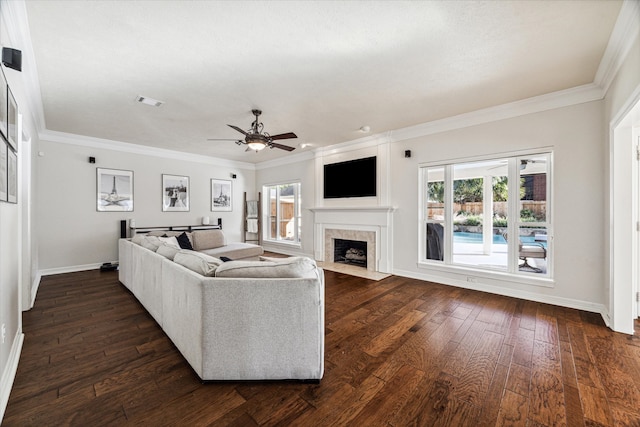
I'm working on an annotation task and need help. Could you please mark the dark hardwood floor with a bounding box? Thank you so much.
[4,268,640,426]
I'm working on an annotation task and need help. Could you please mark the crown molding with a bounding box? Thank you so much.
[389,83,603,143]
[594,0,640,94]
[39,129,256,169]
[313,132,393,158]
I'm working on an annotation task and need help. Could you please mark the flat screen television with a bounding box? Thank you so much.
[323,156,376,199]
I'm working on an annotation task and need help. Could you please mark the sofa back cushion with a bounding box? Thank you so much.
[214,257,318,278]
[174,251,223,276]
[192,229,226,251]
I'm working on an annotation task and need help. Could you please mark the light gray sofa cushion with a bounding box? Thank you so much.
[141,235,162,251]
[156,243,180,260]
[174,251,222,276]
[199,242,264,260]
[215,257,318,278]
[192,229,227,251]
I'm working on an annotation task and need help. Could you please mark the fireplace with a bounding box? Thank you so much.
[311,206,396,274]
[334,239,367,268]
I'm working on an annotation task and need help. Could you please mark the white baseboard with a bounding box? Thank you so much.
[39,262,110,277]
[0,331,24,422]
[393,267,607,316]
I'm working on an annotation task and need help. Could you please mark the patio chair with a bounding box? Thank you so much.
[503,232,547,272]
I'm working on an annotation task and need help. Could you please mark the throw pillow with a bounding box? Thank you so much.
[158,236,180,248]
[131,234,145,245]
[176,232,194,250]
[140,235,162,251]
[156,243,180,260]
[174,251,222,276]
[215,257,317,278]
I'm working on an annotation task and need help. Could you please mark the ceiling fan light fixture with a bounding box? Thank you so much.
[247,141,266,151]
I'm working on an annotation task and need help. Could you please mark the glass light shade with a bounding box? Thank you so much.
[248,141,266,151]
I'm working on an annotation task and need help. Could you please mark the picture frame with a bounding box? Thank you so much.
[7,85,17,152]
[211,178,232,211]
[0,139,7,202]
[7,148,16,203]
[97,168,133,212]
[0,68,7,141]
[162,174,189,212]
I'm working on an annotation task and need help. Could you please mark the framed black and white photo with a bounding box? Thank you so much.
[7,148,16,203]
[0,140,7,202]
[0,69,7,141]
[97,168,133,211]
[7,86,17,152]
[211,178,232,211]
[162,174,189,212]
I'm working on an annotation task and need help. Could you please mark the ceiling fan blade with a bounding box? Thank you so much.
[228,124,249,136]
[270,142,296,152]
[270,132,297,140]
[207,138,241,141]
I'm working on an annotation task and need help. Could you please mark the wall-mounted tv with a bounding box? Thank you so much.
[324,156,377,199]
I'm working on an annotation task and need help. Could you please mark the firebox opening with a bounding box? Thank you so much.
[334,239,367,268]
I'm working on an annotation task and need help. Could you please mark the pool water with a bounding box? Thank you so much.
[453,231,547,247]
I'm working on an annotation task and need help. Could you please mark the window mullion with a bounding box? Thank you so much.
[444,165,453,265]
[507,158,519,274]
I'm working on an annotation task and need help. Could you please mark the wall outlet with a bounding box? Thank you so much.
[1,323,5,344]
[466,276,477,283]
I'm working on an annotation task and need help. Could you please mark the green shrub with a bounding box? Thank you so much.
[462,215,482,226]
[493,217,508,227]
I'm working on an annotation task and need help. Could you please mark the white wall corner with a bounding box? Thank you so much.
[0,331,24,421]
[29,272,41,310]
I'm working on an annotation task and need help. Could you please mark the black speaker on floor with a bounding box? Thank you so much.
[2,48,22,72]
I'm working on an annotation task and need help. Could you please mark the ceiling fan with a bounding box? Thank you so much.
[208,109,297,152]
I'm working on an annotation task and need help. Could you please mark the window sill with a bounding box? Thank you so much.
[262,239,302,249]
[417,261,554,288]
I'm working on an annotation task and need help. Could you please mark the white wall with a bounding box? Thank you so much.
[0,0,37,418]
[36,139,255,272]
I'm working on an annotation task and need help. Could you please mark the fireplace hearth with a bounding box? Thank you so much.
[334,239,367,268]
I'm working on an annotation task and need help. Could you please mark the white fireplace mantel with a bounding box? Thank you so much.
[310,206,396,273]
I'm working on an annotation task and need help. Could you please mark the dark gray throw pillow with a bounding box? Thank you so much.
[176,232,194,250]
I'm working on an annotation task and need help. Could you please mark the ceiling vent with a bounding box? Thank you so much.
[135,95,164,107]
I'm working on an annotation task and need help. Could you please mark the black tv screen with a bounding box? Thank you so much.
[324,156,377,199]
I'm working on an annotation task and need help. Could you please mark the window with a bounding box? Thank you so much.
[420,153,552,278]
[264,182,302,245]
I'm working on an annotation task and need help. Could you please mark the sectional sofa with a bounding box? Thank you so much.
[118,230,325,381]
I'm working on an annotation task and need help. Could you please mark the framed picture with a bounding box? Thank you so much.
[0,140,7,202]
[7,148,16,203]
[97,168,133,211]
[162,174,189,212]
[7,86,17,152]
[0,69,7,141]
[211,178,232,211]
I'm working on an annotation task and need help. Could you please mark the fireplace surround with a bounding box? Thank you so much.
[311,206,395,274]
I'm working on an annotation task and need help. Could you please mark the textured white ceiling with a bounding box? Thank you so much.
[24,0,623,163]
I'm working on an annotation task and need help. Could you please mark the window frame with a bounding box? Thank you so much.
[418,150,553,286]
[262,181,302,246]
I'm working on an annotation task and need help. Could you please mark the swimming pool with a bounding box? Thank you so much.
[453,231,547,247]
